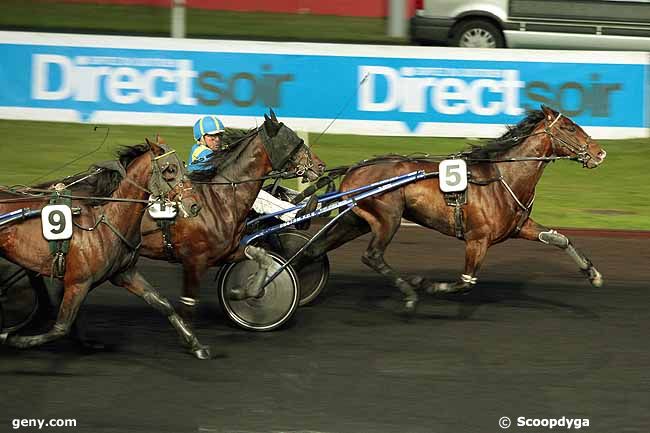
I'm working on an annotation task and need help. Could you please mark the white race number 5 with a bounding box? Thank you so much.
[439,159,468,193]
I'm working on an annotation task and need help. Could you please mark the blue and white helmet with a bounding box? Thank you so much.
[193,116,225,142]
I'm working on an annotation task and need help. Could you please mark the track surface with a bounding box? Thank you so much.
[1,226,648,433]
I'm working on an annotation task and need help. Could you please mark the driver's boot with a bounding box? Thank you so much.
[294,194,319,230]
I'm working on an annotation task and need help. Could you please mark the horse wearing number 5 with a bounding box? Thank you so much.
[298,106,607,312]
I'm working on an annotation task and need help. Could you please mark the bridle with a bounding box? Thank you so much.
[149,147,186,197]
[288,140,315,180]
[544,113,596,167]
[261,123,319,181]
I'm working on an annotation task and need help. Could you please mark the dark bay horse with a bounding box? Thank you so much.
[300,106,607,312]
[139,112,325,322]
[0,140,210,359]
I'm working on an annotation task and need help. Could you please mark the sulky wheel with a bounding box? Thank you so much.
[260,230,329,306]
[217,251,300,331]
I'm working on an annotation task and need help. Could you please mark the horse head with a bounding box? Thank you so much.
[142,136,185,198]
[260,110,325,182]
[541,105,607,169]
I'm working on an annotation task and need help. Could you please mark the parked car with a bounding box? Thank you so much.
[410,0,650,50]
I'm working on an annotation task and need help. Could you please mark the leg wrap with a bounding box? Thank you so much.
[460,274,478,285]
[143,290,175,316]
[53,322,71,335]
[566,244,591,270]
[538,230,569,249]
[169,314,197,343]
[179,296,198,307]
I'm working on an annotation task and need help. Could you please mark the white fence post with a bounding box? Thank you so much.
[387,0,407,38]
[171,0,186,38]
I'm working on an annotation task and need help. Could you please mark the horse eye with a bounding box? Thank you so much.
[163,164,179,180]
[565,125,576,133]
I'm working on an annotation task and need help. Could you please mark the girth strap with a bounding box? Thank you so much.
[454,206,465,240]
[157,219,178,262]
[48,191,71,279]
[443,190,467,240]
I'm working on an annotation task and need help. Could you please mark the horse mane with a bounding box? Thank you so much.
[348,110,547,171]
[187,127,258,182]
[464,109,546,159]
[32,143,151,205]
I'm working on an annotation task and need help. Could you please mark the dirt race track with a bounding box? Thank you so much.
[1,225,649,433]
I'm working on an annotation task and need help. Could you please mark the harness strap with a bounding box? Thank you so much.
[157,219,178,262]
[499,177,530,212]
[48,191,71,279]
[493,164,536,236]
[454,205,465,240]
[443,190,467,240]
[74,213,141,268]
[100,215,141,251]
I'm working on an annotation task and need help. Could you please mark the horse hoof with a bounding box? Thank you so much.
[590,273,603,288]
[431,282,452,294]
[78,339,106,351]
[398,300,417,316]
[584,267,603,288]
[193,346,211,360]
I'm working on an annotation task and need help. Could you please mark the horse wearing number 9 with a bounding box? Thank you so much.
[0,140,211,359]
[298,106,607,313]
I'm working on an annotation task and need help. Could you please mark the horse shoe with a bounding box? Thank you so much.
[192,345,211,360]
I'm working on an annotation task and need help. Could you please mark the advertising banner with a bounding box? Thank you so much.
[1,32,647,138]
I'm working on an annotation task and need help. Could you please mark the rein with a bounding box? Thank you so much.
[189,170,302,186]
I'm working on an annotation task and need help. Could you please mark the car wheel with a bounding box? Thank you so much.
[451,19,505,48]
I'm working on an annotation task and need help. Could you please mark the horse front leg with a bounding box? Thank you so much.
[1,281,90,349]
[179,258,209,327]
[111,269,211,360]
[517,218,603,287]
[426,238,490,295]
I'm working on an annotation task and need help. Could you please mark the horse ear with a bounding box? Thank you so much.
[263,116,272,136]
[541,105,556,120]
[270,108,277,122]
[155,133,164,144]
[145,136,163,154]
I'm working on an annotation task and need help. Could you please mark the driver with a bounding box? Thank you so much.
[188,115,317,223]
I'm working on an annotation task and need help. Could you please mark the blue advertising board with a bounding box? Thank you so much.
[0,32,647,138]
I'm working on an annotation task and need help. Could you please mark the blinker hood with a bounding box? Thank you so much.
[259,124,303,170]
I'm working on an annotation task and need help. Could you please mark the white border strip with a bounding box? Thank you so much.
[0,107,645,139]
[1,31,647,64]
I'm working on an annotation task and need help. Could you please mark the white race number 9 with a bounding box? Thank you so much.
[41,204,73,240]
